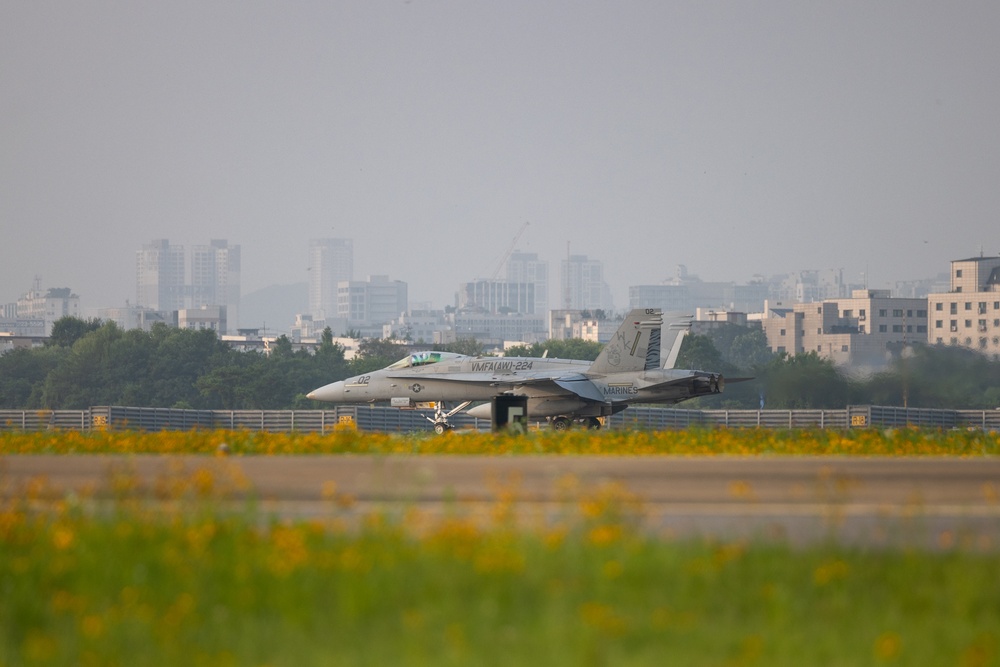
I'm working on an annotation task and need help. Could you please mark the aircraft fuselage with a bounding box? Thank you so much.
[307,357,722,419]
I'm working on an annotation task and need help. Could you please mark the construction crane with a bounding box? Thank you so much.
[487,221,530,281]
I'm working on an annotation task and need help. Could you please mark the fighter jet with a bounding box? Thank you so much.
[307,308,729,432]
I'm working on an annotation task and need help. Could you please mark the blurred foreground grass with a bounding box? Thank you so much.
[1,465,999,667]
[2,425,999,455]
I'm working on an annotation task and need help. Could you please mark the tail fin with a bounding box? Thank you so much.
[588,309,663,375]
[661,312,692,369]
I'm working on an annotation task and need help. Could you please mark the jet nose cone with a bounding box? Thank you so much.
[307,381,344,403]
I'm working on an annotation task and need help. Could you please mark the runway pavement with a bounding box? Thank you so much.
[3,454,1000,549]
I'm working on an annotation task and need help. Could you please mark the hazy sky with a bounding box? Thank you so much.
[3,1,999,315]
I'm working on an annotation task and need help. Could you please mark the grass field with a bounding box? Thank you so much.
[2,428,999,665]
[1,482,998,666]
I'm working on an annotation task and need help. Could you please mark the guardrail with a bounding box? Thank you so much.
[2,405,999,433]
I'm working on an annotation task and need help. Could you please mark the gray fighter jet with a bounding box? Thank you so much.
[307,308,729,432]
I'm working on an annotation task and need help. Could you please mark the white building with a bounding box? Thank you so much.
[191,240,240,332]
[337,275,408,333]
[760,290,927,367]
[178,305,227,333]
[927,256,1000,357]
[97,305,174,331]
[453,313,548,345]
[135,238,241,333]
[15,287,81,336]
[385,310,450,344]
[507,252,549,314]
[560,254,613,311]
[309,238,353,320]
[136,239,186,312]
[457,280,536,314]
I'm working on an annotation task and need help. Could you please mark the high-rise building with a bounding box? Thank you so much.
[191,240,241,332]
[135,239,241,333]
[136,239,186,312]
[337,275,407,332]
[457,280,536,314]
[506,252,549,314]
[309,238,353,320]
[560,254,613,311]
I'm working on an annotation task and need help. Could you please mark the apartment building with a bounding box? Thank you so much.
[560,254,613,311]
[761,290,927,366]
[135,238,241,333]
[14,287,81,336]
[308,238,353,320]
[336,275,407,331]
[927,256,1000,357]
[456,280,536,314]
[507,252,549,314]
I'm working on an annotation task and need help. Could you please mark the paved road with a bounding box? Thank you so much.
[3,455,1000,549]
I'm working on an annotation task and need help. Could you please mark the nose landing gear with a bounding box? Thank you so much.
[425,401,472,434]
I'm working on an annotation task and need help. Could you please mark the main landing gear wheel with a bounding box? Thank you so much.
[586,417,602,430]
[433,422,450,435]
[551,416,572,431]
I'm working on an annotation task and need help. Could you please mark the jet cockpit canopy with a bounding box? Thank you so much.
[386,351,464,370]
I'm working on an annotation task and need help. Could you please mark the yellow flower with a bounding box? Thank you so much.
[813,558,850,586]
[874,631,902,661]
[52,526,75,551]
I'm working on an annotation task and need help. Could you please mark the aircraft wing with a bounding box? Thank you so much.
[551,376,607,403]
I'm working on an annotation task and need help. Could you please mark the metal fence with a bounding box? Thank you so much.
[3,405,1000,433]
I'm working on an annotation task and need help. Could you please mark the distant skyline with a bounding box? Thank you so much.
[4,2,999,311]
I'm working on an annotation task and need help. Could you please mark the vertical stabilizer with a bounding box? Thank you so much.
[661,312,693,369]
[588,309,663,375]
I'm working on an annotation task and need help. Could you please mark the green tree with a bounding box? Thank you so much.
[146,325,231,407]
[757,352,852,409]
[0,346,67,408]
[675,334,731,373]
[40,321,124,407]
[47,316,104,348]
[863,343,1000,408]
[196,357,261,409]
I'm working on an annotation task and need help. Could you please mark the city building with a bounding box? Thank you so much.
[136,239,186,312]
[0,332,46,354]
[15,287,81,336]
[506,252,549,314]
[452,312,548,346]
[97,305,175,331]
[135,238,241,333]
[384,310,450,344]
[769,269,852,304]
[694,309,749,331]
[337,275,407,334]
[560,254,613,311]
[927,256,1000,357]
[191,240,240,332]
[178,305,227,333]
[547,309,621,341]
[548,309,586,341]
[220,331,360,359]
[456,280,536,314]
[760,290,927,367]
[309,238,353,320]
[629,266,769,314]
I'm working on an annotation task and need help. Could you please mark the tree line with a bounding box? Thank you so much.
[1,317,998,411]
